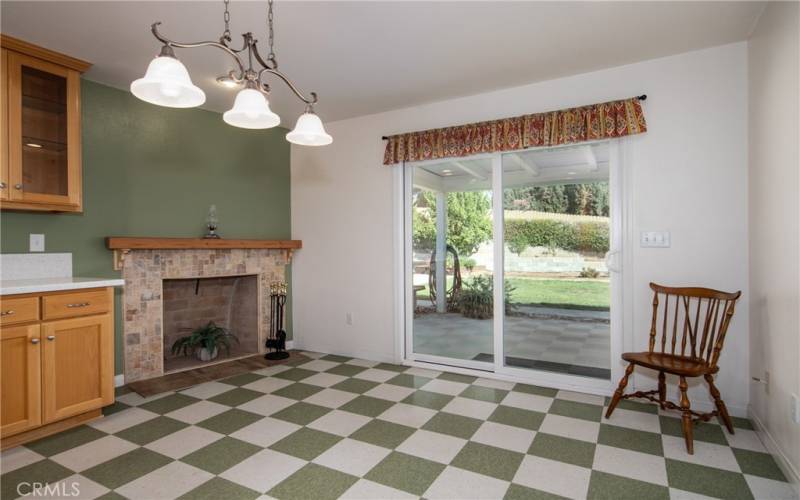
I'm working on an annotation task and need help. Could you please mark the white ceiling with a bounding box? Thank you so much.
[1,1,765,123]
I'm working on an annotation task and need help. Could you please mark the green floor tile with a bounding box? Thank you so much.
[659,415,728,445]
[451,442,524,481]
[460,385,509,403]
[401,390,454,410]
[733,448,787,481]
[268,463,358,500]
[587,470,669,500]
[322,354,352,363]
[513,383,558,397]
[208,388,265,407]
[422,412,483,439]
[597,424,663,456]
[272,382,324,400]
[220,372,267,387]
[350,419,416,449]
[196,408,263,434]
[25,425,106,457]
[95,491,127,500]
[505,483,568,500]
[549,399,603,422]
[603,397,659,414]
[139,393,199,414]
[102,400,131,416]
[331,378,380,394]
[437,372,477,384]
[273,368,317,382]
[182,436,261,474]
[271,402,332,425]
[1,459,73,500]
[373,363,409,373]
[489,405,545,431]
[83,448,172,489]
[386,373,432,389]
[730,416,755,430]
[178,477,261,500]
[665,458,753,500]
[115,416,188,445]
[340,395,394,417]
[528,432,596,468]
[364,451,445,496]
[326,364,367,377]
[269,428,342,460]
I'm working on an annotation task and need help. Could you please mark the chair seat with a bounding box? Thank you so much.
[621,352,716,376]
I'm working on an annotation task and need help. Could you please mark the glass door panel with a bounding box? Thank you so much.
[409,158,494,367]
[501,144,612,379]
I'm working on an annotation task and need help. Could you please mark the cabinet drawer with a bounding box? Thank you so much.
[0,296,39,326]
[42,289,109,320]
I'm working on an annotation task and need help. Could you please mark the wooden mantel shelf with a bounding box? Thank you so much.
[105,237,302,270]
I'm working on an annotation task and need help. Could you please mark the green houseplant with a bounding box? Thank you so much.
[171,321,239,361]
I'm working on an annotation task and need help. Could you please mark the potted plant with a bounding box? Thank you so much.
[171,321,239,361]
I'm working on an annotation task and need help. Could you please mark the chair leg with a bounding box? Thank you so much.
[679,376,694,454]
[658,371,666,409]
[705,373,734,434]
[605,363,634,418]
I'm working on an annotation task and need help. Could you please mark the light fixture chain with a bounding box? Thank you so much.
[267,0,277,68]
[222,0,232,42]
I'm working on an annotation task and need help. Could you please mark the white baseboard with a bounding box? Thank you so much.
[114,374,125,388]
[290,340,395,364]
[749,406,800,496]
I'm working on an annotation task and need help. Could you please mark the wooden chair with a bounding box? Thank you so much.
[605,283,741,454]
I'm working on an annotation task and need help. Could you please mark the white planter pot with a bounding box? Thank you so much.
[197,347,219,362]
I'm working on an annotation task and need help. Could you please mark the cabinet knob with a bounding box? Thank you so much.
[31,338,40,344]
[47,335,56,341]
[14,183,23,190]
[0,182,5,189]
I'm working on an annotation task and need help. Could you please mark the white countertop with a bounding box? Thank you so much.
[1,277,125,296]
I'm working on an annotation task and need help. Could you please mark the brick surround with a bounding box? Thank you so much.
[121,249,288,382]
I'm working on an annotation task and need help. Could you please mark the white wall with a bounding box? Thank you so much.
[748,1,800,482]
[292,43,750,413]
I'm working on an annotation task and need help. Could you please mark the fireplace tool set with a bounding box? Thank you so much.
[265,281,289,360]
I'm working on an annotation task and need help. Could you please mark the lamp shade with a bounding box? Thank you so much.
[130,55,205,108]
[223,88,281,129]
[286,111,332,146]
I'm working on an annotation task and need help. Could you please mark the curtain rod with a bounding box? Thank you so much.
[381,94,647,140]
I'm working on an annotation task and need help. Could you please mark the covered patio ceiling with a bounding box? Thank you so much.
[413,142,610,193]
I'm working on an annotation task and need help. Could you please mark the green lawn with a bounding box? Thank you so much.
[417,276,609,310]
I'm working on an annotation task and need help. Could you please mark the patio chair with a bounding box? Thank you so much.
[605,283,741,454]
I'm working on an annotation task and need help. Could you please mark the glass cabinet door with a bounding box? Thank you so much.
[7,51,80,207]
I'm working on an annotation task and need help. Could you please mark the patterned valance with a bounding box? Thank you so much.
[383,97,647,165]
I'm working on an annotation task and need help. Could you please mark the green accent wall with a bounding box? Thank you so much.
[0,79,293,375]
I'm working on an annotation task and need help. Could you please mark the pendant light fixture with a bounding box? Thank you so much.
[131,0,331,145]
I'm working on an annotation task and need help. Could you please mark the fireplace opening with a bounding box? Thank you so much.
[162,275,259,373]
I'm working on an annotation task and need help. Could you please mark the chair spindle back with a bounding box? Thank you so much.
[647,283,741,369]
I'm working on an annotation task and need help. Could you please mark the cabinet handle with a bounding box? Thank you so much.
[31,338,40,344]
[0,182,5,189]
[0,310,14,316]
[47,335,56,341]
[66,302,90,308]
[14,183,22,190]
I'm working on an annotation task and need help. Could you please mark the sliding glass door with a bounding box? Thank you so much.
[405,141,619,385]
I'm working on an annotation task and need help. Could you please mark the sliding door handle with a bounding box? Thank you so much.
[605,250,621,273]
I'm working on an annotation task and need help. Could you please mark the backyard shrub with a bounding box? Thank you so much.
[504,219,608,254]
[455,275,517,319]
[462,258,477,272]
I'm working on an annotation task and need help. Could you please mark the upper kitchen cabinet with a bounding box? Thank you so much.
[1,35,91,212]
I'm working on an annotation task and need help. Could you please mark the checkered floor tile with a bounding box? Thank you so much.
[1,351,794,500]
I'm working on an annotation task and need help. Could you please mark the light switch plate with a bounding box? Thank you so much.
[640,231,671,248]
[29,234,45,252]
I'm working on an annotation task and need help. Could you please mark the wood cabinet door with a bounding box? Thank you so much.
[1,48,8,201]
[42,314,113,423]
[1,324,42,436]
[6,51,81,210]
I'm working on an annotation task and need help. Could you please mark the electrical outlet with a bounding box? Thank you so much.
[792,394,800,424]
[29,234,45,252]
[346,313,353,326]
[640,231,671,248]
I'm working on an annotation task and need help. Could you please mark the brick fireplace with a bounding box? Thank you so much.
[116,244,295,382]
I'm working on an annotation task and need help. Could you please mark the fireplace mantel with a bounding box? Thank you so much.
[106,237,302,270]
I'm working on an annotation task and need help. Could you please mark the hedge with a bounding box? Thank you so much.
[505,219,609,254]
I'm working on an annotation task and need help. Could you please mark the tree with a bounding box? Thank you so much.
[413,190,492,257]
